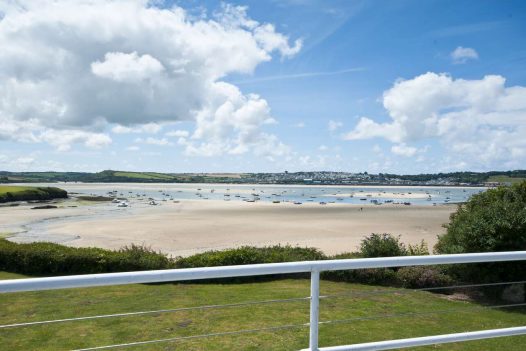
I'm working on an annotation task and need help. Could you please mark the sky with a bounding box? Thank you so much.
[0,0,525,174]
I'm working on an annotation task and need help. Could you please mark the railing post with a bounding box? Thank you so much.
[309,270,320,351]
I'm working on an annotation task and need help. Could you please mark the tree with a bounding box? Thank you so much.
[435,182,526,297]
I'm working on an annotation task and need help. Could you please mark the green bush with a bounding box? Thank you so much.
[175,245,325,268]
[0,239,173,275]
[435,182,526,286]
[396,266,454,289]
[0,235,454,291]
[360,233,408,258]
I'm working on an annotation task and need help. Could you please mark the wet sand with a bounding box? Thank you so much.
[1,199,456,256]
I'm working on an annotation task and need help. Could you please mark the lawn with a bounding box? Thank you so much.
[0,185,35,193]
[1,272,526,350]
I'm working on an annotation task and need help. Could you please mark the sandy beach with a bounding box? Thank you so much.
[1,198,456,256]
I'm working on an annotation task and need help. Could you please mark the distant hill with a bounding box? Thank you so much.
[0,170,248,184]
[0,169,524,185]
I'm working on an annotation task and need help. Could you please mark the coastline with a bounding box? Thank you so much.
[2,198,456,257]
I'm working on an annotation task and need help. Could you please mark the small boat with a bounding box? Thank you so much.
[117,202,128,207]
[272,200,281,204]
[293,201,302,205]
[149,200,158,206]
[319,202,327,205]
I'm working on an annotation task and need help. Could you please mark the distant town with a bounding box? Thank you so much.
[1,169,525,186]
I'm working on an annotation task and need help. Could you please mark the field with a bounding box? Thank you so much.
[113,171,178,181]
[1,272,526,350]
[487,175,526,184]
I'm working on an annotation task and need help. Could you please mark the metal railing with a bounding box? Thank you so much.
[2,251,526,350]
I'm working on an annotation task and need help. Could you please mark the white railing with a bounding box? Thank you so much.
[1,251,526,350]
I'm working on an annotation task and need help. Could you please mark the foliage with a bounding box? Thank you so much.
[0,234,452,289]
[396,266,454,289]
[359,233,408,258]
[435,181,526,285]
[408,240,430,256]
[175,245,325,268]
[0,240,173,275]
[0,186,67,203]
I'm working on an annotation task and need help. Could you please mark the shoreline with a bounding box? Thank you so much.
[8,181,488,190]
[2,197,457,257]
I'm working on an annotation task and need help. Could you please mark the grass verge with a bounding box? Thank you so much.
[1,272,526,350]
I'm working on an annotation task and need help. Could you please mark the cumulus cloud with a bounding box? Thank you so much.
[345,72,526,169]
[450,46,479,64]
[391,143,417,157]
[135,137,173,146]
[0,0,300,155]
[112,123,162,134]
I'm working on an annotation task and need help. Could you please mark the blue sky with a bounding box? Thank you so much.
[0,0,525,173]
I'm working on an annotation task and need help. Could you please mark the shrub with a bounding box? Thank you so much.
[396,266,454,289]
[435,182,526,287]
[408,240,429,256]
[360,233,407,258]
[175,245,325,268]
[0,239,173,275]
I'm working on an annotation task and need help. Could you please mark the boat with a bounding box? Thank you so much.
[319,202,327,205]
[293,201,302,205]
[272,200,280,204]
[117,202,128,207]
[149,200,158,206]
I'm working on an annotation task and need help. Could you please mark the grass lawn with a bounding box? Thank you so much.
[0,185,35,194]
[1,272,526,350]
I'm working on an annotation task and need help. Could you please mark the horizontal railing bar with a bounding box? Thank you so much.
[312,326,526,351]
[321,280,526,300]
[0,296,309,329]
[2,251,526,293]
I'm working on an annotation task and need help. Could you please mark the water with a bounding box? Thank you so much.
[24,183,486,206]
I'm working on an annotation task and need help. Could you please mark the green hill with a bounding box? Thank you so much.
[0,186,67,203]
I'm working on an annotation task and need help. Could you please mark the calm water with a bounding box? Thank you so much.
[27,183,486,206]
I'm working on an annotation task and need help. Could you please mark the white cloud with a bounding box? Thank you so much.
[328,120,343,132]
[318,145,328,151]
[293,122,305,128]
[450,46,479,64]
[345,72,526,169]
[112,123,162,134]
[391,143,417,157]
[135,137,173,146]
[0,1,300,155]
[126,146,140,151]
[165,130,190,138]
[91,52,164,83]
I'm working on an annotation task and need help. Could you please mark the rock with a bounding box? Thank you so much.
[31,205,58,210]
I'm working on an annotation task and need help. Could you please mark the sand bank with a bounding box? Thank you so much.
[2,199,456,257]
